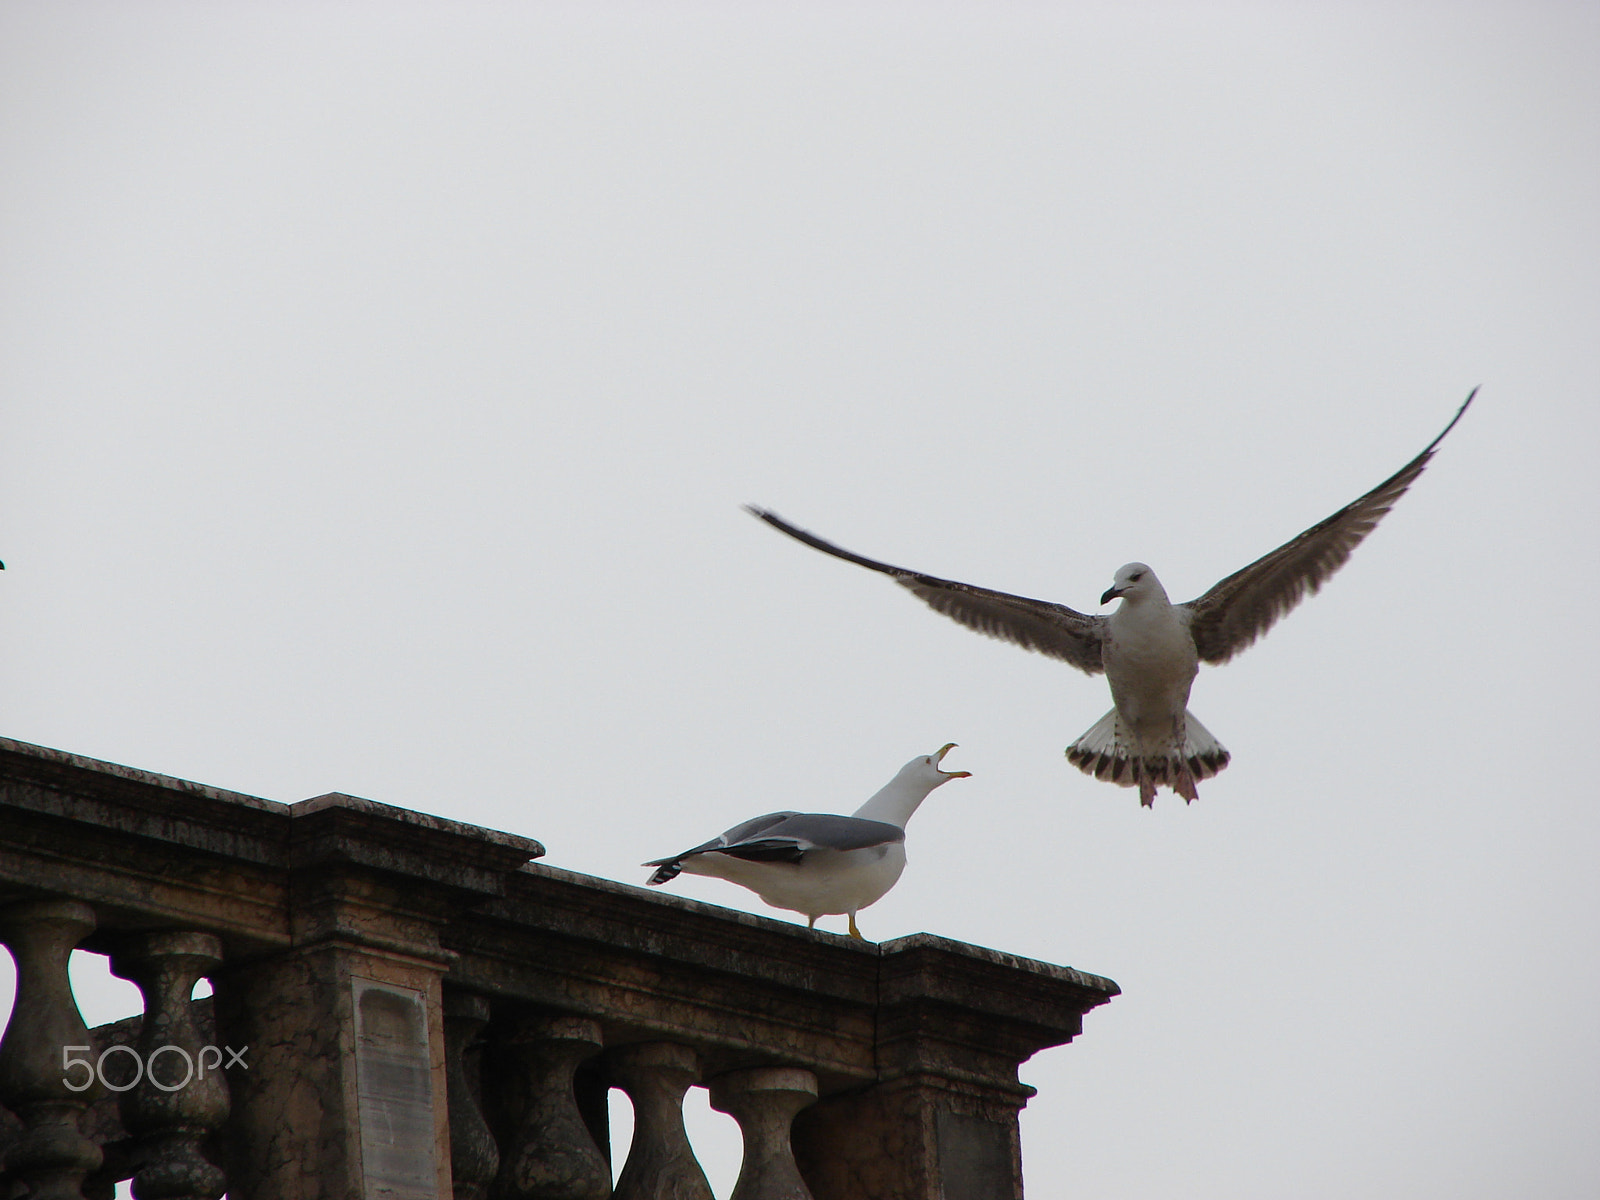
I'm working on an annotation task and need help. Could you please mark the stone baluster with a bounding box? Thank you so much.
[0,899,105,1200]
[607,1043,712,1200]
[445,990,499,1200]
[107,931,228,1200]
[708,1067,818,1200]
[492,1014,611,1200]
[1,1099,23,1171]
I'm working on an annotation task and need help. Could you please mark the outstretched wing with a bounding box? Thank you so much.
[1184,389,1476,665]
[747,507,1107,675]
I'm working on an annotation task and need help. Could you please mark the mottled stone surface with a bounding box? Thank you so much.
[0,1101,21,1166]
[795,1080,1025,1200]
[792,935,1116,1200]
[213,947,353,1199]
[490,1015,610,1200]
[448,866,886,1093]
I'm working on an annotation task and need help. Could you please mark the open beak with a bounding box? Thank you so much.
[935,743,973,778]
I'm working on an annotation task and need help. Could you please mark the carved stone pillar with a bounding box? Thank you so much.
[1,1100,23,1174]
[444,991,499,1200]
[708,1067,818,1200]
[108,931,229,1200]
[0,899,106,1199]
[606,1043,711,1200]
[492,1014,610,1200]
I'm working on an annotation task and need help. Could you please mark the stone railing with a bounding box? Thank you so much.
[0,736,1117,1199]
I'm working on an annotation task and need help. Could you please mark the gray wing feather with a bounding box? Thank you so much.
[1184,390,1476,665]
[747,507,1107,675]
[725,814,906,854]
[645,811,799,868]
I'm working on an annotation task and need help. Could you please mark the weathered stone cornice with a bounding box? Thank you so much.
[0,737,545,958]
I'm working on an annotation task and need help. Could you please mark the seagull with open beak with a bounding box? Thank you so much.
[645,744,970,939]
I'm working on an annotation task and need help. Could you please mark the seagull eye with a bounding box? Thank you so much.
[1129,572,1144,582]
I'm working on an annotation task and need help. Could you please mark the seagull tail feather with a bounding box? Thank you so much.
[1066,709,1230,806]
[644,860,684,886]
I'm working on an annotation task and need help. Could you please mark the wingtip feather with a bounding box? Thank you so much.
[1421,386,1478,456]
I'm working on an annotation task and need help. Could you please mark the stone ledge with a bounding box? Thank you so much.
[0,736,290,869]
[289,791,544,895]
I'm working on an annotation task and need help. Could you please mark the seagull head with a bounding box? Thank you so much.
[855,744,972,827]
[896,743,972,788]
[1101,562,1166,606]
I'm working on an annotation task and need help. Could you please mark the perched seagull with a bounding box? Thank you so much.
[644,744,970,938]
[748,391,1475,808]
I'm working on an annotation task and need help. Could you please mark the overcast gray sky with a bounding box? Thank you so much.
[3,3,1597,1198]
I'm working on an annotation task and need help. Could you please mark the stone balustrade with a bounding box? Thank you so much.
[0,736,1117,1199]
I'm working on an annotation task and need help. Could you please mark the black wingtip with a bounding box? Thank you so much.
[1423,387,1478,456]
[744,504,793,537]
[741,505,913,578]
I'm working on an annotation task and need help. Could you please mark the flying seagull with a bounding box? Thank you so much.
[747,390,1475,808]
[644,744,970,938]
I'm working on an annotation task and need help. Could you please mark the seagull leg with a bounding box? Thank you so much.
[1171,715,1199,804]
[807,916,817,930]
[847,913,864,940]
[1174,763,1200,804]
[1133,760,1156,807]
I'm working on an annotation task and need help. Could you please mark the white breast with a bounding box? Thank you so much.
[1103,603,1199,735]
